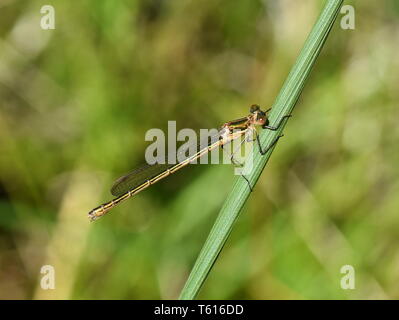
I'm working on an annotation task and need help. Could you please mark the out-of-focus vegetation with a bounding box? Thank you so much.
[0,0,398,299]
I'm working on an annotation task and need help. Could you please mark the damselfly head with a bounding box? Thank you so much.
[250,104,260,113]
[249,104,268,126]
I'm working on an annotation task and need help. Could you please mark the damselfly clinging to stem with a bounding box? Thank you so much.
[88,105,291,221]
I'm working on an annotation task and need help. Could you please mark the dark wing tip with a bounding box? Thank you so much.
[110,175,127,196]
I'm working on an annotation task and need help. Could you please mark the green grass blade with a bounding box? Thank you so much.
[179,0,344,300]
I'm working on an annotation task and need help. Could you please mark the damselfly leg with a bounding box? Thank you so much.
[256,132,285,155]
[262,114,292,131]
[228,129,257,191]
[221,136,247,167]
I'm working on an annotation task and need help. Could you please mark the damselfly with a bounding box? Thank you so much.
[88,105,290,221]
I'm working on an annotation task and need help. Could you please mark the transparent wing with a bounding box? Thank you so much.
[110,130,222,197]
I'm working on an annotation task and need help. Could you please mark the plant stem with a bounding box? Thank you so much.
[179,0,344,300]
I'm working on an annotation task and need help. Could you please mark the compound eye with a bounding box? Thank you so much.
[250,104,260,113]
[256,111,266,121]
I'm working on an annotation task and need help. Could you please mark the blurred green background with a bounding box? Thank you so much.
[1,0,398,299]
